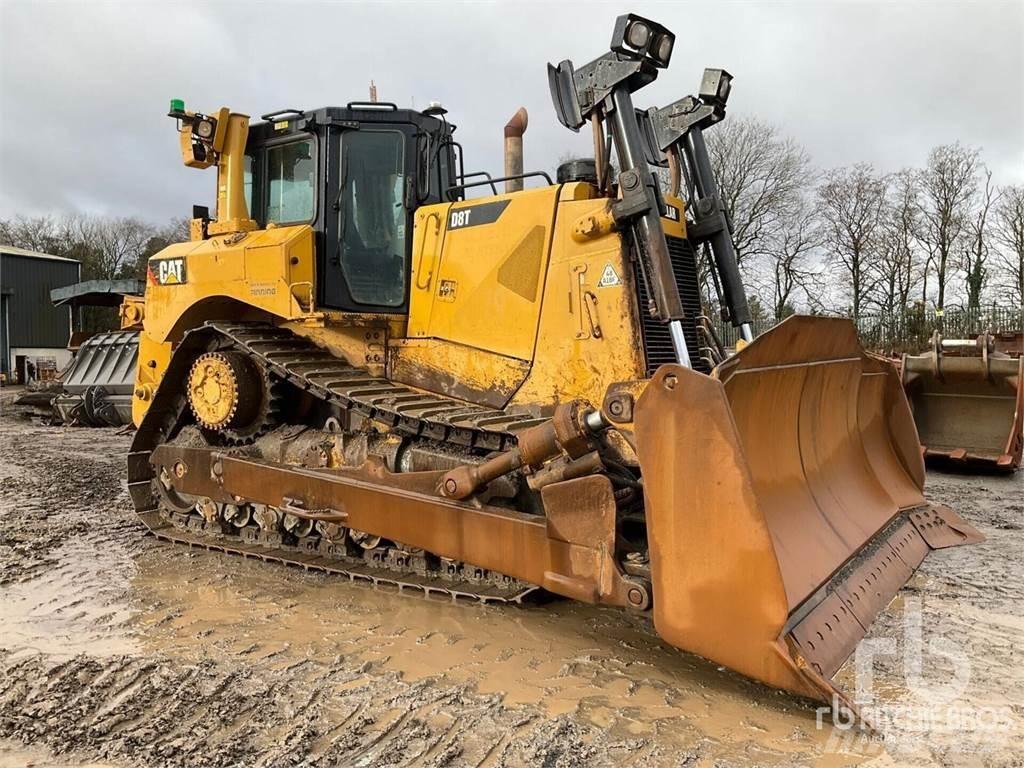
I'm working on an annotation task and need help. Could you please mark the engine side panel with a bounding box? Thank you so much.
[510,193,648,409]
[406,186,560,361]
[403,183,650,411]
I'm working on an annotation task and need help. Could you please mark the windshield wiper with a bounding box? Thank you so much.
[332,151,349,212]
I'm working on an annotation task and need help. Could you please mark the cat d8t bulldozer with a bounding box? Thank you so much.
[127,13,981,708]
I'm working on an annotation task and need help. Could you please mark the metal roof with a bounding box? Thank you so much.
[51,278,145,307]
[1,245,80,263]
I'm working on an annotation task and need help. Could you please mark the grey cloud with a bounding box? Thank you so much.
[1,0,1021,222]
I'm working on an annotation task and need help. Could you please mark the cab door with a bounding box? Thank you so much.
[321,127,413,313]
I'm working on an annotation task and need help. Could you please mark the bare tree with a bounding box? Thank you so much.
[0,215,64,254]
[874,168,923,315]
[992,185,1024,305]
[705,116,813,270]
[961,167,997,311]
[1,213,185,281]
[917,143,980,312]
[817,163,889,320]
[757,196,822,318]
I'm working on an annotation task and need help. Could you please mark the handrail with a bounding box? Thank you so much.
[288,280,316,315]
[261,109,306,122]
[446,171,553,196]
[346,101,398,111]
[456,171,499,195]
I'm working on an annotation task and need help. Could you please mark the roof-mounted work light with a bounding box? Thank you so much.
[610,14,675,68]
[699,69,733,109]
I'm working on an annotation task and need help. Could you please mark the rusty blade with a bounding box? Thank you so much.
[633,316,982,703]
[715,317,926,611]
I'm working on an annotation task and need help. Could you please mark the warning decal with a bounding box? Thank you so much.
[597,263,621,288]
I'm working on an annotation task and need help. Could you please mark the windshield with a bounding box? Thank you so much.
[338,131,407,307]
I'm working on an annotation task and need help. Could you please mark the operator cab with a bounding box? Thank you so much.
[243,103,458,314]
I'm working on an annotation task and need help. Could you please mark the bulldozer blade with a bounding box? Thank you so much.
[633,316,983,704]
[55,330,139,426]
[902,349,1023,471]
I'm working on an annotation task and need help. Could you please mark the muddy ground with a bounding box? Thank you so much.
[0,392,1021,767]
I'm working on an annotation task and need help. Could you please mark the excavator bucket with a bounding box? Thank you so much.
[633,316,983,705]
[902,335,1023,471]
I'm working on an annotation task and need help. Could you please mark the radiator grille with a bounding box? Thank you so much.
[635,236,710,375]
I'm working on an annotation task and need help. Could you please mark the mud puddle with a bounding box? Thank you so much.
[1,536,139,661]
[130,544,823,751]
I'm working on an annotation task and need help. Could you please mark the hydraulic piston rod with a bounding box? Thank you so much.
[609,87,694,368]
[685,126,753,340]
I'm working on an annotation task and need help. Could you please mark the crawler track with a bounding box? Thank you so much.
[128,322,543,604]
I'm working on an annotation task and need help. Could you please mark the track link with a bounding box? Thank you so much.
[129,322,541,605]
[141,510,538,604]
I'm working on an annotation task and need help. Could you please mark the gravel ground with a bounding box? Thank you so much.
[0,394,1020,767]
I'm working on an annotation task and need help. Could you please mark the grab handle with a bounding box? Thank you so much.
[414,211,442,290]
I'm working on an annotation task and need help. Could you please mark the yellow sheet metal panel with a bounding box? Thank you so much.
[408,187,559,361]
[511,197,646,409]
[390,338,531,409]
[131,330,173,425]
[661,194,687,239]
[557,181,598,203]
[143,225,316,341]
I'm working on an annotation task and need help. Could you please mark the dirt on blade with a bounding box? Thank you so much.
[1,395,1021,767]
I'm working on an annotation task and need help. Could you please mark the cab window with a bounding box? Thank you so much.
[243,153,254,217]
[267,139,315,223]
[338,131,407,307]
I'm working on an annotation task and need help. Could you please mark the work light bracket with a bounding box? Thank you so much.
[646,96,721,153]
[548,13,673,132]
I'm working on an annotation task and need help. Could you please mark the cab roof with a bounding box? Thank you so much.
[247,105,455,142]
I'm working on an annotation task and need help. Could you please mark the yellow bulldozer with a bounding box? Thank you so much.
[124,14,981,709]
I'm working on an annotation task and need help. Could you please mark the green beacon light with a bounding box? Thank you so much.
[170,98,185,113]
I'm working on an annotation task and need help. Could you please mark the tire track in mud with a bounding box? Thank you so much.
[0,651,735,768]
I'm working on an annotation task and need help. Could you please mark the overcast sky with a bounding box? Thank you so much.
[1,0,1021,223]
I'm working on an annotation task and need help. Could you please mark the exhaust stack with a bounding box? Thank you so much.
[504,107,528,192]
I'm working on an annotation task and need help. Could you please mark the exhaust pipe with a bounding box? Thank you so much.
[504,107,528,192]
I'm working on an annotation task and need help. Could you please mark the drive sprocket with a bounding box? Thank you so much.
[187,350,278,442]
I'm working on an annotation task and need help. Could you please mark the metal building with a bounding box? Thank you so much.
[0,245,81,383]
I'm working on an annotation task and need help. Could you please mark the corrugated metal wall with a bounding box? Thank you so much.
[0,252,80,348]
